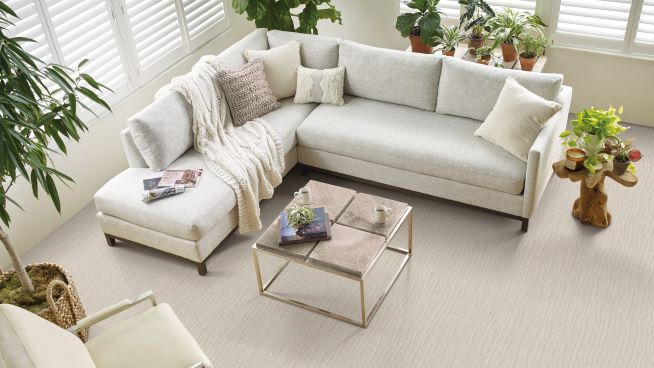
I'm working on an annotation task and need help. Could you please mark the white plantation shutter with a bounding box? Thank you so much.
[486,0,536,12]
[124,0,183,79]
[555,0,632,51]
[635,0,654,44]
[45,0,128,98]
[183,0,228,47]
[399,1,460,19]
[4,0,52,63]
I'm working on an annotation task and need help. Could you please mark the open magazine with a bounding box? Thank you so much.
[142,169,203,202]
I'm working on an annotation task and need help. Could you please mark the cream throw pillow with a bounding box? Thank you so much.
[474,77,562,162]
[244,41,300,99]
[294,65,345,106]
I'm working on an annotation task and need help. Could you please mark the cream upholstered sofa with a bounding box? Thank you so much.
[0,291,210,368]
[94,29,572,274]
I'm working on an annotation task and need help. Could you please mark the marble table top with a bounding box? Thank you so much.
[288,180,356,222]
[337,193,408,238]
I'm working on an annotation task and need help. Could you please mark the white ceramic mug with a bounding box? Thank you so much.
[374,205,393,224]
[294,187,311,204]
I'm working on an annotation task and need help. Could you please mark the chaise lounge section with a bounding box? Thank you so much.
[94,29,571,274]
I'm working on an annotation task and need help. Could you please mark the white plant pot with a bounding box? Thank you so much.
[582,134,605,155]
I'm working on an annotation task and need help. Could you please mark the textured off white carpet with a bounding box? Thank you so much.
[22,124,654,367]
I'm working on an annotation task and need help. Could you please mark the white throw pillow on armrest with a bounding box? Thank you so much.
[294,65,345,106]
[474,77,562,162]
[244,41,300,99]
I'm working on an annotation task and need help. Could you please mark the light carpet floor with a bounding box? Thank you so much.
[22,125,654,368]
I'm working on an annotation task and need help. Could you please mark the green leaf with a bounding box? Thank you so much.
[395,12,421,37]
[418,12,443,45]
[80,73,100,90]
[78,58,90,68]
[406,0,428,12]
[232,0,249,14]
[45,174,61,213]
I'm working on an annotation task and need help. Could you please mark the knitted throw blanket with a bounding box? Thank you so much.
[157,55,285,232]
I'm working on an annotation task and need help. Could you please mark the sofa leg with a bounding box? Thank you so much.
[104,234,116,246]
[197,261,207,276]
[299,164,309,177]
[521,218,529,232]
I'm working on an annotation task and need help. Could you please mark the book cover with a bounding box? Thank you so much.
[278,207,331,245]
[158,169,203,188]
[143,177,161,190]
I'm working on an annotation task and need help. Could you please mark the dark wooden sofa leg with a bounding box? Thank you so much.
[521,218,529,232]
[104,233,116,246]
[197,261,207,276]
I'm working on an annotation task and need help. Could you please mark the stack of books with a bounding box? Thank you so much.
[278,207,331,245]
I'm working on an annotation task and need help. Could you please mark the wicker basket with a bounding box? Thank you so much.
[4,263,88,341]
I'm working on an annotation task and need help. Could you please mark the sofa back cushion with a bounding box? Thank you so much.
[436,57,563,121]
[127,91,194,171]
[216,28,269,67]
[267,30,340,69]
[338,40,443,111]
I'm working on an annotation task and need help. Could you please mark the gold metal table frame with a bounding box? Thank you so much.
[251,207,413,328]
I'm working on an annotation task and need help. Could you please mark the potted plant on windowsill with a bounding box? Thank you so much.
[604,137,643,175]
[458,0,495,54]
[488,8,546,62]
[518,34,549,71]
[396,0,445,54]
[0,3,110,339]
[475,46,493,64]
[433,26,464,56]
[232,0,342,35]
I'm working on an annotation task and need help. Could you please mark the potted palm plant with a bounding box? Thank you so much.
[488,8,546,62]
[458,0,495,54]
[433,26,464,56]
[518,34,549,71]
[0,3,109,336]
[396,0,445,54]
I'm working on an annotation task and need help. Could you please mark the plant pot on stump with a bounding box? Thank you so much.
[409,26,433,54]
[613,159,630,175]
[501,42,517,62]
[519,53,537,71]
[0,262,88,341]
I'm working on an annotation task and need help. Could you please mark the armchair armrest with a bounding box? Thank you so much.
[67,290,157,334]
[523,86,573,218]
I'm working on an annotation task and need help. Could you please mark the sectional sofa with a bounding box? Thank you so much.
[94,29,572,274]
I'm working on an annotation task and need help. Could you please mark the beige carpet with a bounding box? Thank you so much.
[22,124,654,367]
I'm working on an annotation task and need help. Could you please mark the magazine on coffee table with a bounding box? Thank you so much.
[278,207,331,245]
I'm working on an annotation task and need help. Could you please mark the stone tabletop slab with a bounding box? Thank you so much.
[307,224,386,277]
[255,217,317,261]
[289,180,356,222]
[337,193,408,238]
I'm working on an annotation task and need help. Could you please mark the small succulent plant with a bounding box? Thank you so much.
[285,205,315,227]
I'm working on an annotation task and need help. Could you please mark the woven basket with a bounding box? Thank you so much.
[3,263,88,341]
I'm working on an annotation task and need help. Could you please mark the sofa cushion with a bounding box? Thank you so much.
[127,91,193,171]
[95,151,237,241]
[244,40,301,99]
[215,28,269,67]
[262,97,318,153]
[436,57,563,121]
[295,65,345,106]
[338,40,443,111]
[267,30,340,69]
[296,96,527,195]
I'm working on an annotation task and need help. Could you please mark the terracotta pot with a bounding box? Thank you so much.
[443,48,455,57]
[613,159,630,176]
[519,53,537,71]
[477,56,491,65]
[409,34,433,54]
[468,36,484,54]
[565,148,586,171]
[501,42,517,62]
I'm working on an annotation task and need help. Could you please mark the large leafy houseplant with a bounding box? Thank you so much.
[0,0,109,302]
[232,0,342,34]
[458,0,495,50]
[396,0,445,53]
[487,8,546,61]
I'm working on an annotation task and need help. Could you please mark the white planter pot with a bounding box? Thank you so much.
[582,134,605,155]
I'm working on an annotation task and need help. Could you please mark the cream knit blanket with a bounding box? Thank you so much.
[156,55,285,232]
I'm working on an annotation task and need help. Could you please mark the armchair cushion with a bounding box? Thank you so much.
[85,304,210,368]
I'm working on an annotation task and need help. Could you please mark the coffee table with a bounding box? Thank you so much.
[252,180,413,328]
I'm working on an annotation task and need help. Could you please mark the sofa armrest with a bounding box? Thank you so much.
[523,86,573,218]
[120,128,148,168]
[67,291,157,333]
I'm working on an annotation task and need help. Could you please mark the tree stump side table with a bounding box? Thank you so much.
[552,161,638,228]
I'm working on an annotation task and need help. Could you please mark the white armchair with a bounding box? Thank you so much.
[0,291,211,368]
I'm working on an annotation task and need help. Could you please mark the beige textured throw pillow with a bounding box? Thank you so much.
[216,59,280,127]
[244,41,300,99]
[474,77,562,162]
[294,65,345,106]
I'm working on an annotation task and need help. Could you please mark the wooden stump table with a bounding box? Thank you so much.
[552,161,638,228]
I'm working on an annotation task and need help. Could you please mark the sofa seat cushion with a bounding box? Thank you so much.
[95,151,236,241]
[86,304,210,368]
[263,97,317,153]
[296,97,527,195]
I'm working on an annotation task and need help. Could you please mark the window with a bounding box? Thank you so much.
[399,0,460,19]
[4,0,229,116]
[634,0,654,52]
[486,0,536,13]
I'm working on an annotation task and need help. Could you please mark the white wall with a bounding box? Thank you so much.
[1,5,255,268]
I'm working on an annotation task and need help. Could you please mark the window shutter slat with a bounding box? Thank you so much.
[486,0,536,12]
[5,0,53,63]
[183,0,226,39]
[636,0,654,44]
[399,1,459,18]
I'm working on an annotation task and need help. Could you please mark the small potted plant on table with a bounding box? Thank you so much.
[433,26,464,56]
[488,8,546,62]
[518,34,549,71]
[458,0,495,54]
[604,137,643,175]
[396,0,445,54]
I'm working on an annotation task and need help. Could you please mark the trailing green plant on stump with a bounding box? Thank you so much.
[395,0,445,46]
[232,0,342,34]
[0,1,110,293]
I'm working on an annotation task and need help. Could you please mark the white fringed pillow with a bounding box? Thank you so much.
[294,65,345,106]
[244,41,300,99]
[474,77,562,162]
